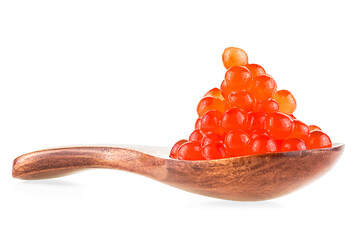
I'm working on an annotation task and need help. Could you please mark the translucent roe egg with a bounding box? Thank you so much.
[224,130,250,157]
[170,139,187,159]
[281,138,307,152]
[204,88,225,100]
[200,110,223,134]
[245,64,266,78]
[289,120,309,140]
[225,66,253,92]
[201,132,223,147]
[189,129,204,142]
[177,141,204,160]
[250,75,277,100]
[246,112,267,132]
[197,97,226,116]
[265,112,294,139]
[253,99,279,113]
[309,125,322,132]
[220,79,231,99]
[227,90,255,111]
[306,131,332,149]
[222,108,248,133]
[222,47,248,69]
[247,135,278,155]
[273,90,297,114]
[202,142,228,160]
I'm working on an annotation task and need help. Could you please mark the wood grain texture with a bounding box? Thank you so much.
[12,144,344,201]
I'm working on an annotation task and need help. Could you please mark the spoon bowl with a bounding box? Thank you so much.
[12,143,344,201]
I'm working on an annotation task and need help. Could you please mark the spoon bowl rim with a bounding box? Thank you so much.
[168,143,344,162]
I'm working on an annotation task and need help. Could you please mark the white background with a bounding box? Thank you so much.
[0,0,358,239]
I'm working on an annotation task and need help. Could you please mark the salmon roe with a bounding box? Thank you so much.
[222,108,247,133]
[200,110,223,135]
[170,47,332,160]
[250,75,277,100]
[253,99,279,113]
[306,131,332,149]
[170,139,187,159]
[202,142,229,160]
[247,135,278,155]
[245,64,266,78]
[222,47,248,69]
[309,125,322,132]
[289,120,309,140]
[225,66,253,91]
[224,130,250,157]
[227,90,255,111]
[281,138,307,152]
[201,132,223,147]
[204,88,225,100]
[177,141,204,160]
[273,90,297,114]
[197,97,226,116]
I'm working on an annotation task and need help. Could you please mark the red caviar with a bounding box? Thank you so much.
[265,112,294,139]
[222,47,248,69]
[177,141,204,160]
[306,131,332,149]
[201,132,223,147]
[224,130,250,156]
[309,125,322,132]
[170,47,332,160]
[253,99,279,113]
[197,97,226,116]
[273,90,297,114]
[227,90,255,111]
[225,66,253,92]
[170,139,188,159]
[222,108,247,133]
[281,138,307,152]
[189,130,204,142]
[245,64,266,78]
[200,110,223,134]
[250,75,277,100]
[290,120,309,140]
[247,135,278,155]
[202,142,229,160]
[204,88,225,100]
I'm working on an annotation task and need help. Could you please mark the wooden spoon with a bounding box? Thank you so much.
[12,143,344,201]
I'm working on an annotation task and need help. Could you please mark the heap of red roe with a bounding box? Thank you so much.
[170,47,332,160]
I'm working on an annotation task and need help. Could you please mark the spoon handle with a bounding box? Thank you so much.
[12,147,167,180]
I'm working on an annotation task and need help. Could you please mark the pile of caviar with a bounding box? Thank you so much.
[170,47,332,160]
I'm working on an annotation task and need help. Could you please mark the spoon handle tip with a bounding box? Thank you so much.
[12,146,166,180]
